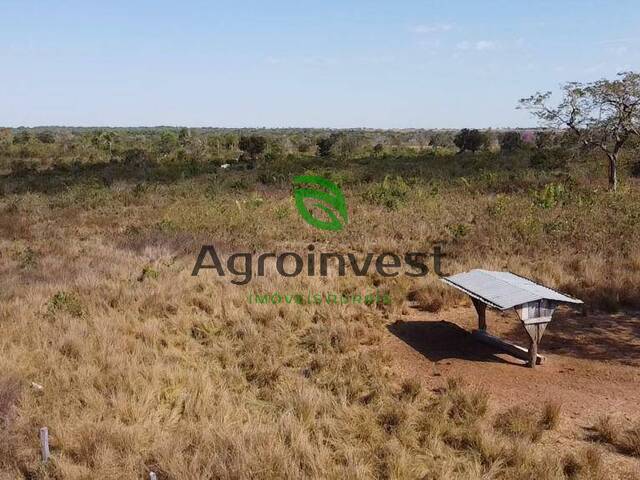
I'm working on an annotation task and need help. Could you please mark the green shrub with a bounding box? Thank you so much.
[362,175,410,209]
[122,147,152,166]
[48,291,84,317]
[316,136,335,157]
[530,149,567,170]
[499,131,524,152]
[12,130,31,145]
[19,247,38,269]
[454,129,489,153]
[533,183,567,209]
[447,223,471,240]
[36,131,56,144]
[138,265,160,281]
[239,135,267,161]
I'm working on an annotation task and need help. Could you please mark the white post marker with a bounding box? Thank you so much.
[39,427,50,462]
[149,472,158,480]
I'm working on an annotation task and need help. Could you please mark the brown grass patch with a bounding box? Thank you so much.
[591,415,640,457]
[494,401,561,442]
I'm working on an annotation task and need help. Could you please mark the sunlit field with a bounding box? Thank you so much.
[1,128,640,478]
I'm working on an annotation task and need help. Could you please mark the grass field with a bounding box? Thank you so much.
[1,132,640,478]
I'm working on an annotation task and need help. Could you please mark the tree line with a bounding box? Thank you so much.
[1,72,639,190]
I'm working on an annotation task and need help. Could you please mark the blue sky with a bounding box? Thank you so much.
[1,0,639,128]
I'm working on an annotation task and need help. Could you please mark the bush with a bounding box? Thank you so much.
[500,131,523,152]
[159,131,178,153]
[138,265,160,282]
[362,175,410,209]
[48,291,84,317]
[122,147,152,166]
[36,130,56,144]
[238,135,267,161]
[296,140,312,154]
[316,137,335,158]
[535,130,554,150]
[454,128,488,153]
[12,130,31,145]
[530,149,567,170]
[428,131,455,149]
[10,159,37,175]
[533,183,567,209]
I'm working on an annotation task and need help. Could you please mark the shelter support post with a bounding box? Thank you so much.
[471,298,487,331]
[529,337,538,368]
[515,300,556,369]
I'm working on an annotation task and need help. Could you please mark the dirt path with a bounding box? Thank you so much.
[384,305,640,476]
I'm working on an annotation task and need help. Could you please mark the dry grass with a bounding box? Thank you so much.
[591,416,640,458]
[560,446,608,480]
[0,375,21,469]
[540,401,562,430]
[493,401,561,442]
[0,150,638,478]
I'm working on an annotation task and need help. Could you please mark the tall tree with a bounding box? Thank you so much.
[453,128,487,153]
[519,72,640,191]
[499,131,523,152]
[238,135,267,161]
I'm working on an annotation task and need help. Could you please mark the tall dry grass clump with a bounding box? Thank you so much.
[591,416,640,458]
[493,401,561,442]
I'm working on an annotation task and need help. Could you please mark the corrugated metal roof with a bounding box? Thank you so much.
[441,269,583,310]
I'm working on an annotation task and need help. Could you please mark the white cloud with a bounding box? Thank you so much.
[457,40,497,51]
[611,45,628,56]
[410,23,453,34]
[302,56,337,66]
[584,63,606,74]
[599,38,638,45]
[475,40,496,51]
[358,55,395,65]
[417,38,441,51]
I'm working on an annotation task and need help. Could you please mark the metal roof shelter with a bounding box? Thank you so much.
[441,269,583,368]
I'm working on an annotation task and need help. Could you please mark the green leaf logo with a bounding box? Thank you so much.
[292,175,348,231]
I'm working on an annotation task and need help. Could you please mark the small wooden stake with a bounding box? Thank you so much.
[39,427,50,462]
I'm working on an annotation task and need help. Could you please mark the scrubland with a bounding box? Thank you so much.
[1,129,639,478]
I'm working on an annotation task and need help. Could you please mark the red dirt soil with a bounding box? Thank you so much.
[385,304,640,477]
